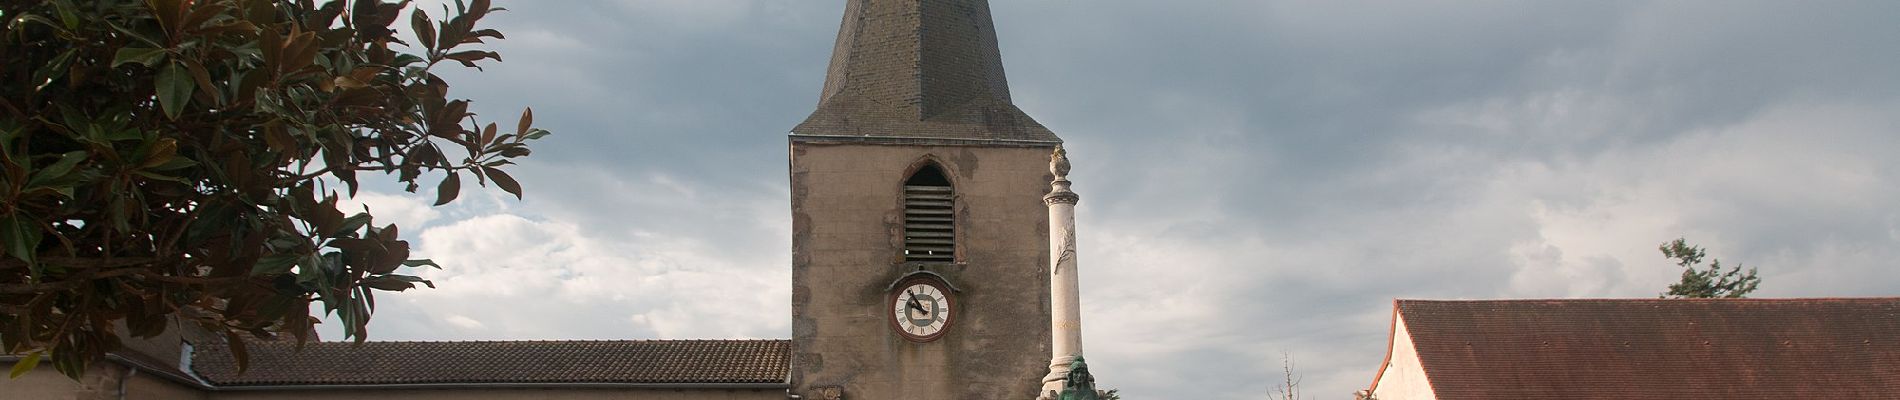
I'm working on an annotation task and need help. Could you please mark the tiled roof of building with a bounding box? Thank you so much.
[792,0,1059,143]
[191,339,790,387]
[1393,298,1900,400]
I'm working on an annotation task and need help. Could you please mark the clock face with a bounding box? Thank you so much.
[890,280,954,342]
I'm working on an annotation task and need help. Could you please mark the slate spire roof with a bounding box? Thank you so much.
[792,0,1060,143]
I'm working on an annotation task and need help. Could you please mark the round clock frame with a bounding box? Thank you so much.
[887,276,956,342]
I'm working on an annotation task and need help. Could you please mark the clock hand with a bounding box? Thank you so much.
[906,290,927,313]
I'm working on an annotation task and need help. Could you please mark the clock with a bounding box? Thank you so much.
[889,277,955,342]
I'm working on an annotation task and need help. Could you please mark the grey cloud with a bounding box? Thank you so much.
[338,1,1900,399]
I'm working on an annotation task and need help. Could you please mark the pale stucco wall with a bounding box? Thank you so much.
[788,141,1054,400]
[210,388,782,400]
[1,366,98,400]
[0,363,207,400]
[1371,315,1437,400]
[3,369,782,400]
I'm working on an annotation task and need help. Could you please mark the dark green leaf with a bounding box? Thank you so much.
[148,157,199,171]
[393,53,425,67]
[360,278,412,291]
[401,259,441,269]
[369,238,408,274]
[111,47,169,68]
[265,237,304,253]
[32,49,77,92]
[481,166,520,199]
[10,15,65,33]
[470,28,504,40]
[157,62,193,120]
[295,254,324,287]
[334,213,372,236]
[433,172,460,206]
[326,236,374,252]
[99,125,144,142]
[183,59,221,105]
[105,20,165,47]
[251,254,301,276]
[442,50,499,69]
[376,274,433,289]
[411,8,435,50]
[51,350,81,381]
[49,0,79,29]
[107,196,130,233]
[0,214,41,264]
[183,203,234,247]
[28,151,87,188]
[132,170,188,183]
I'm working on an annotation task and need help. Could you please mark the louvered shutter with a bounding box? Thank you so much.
[903,184,955,262]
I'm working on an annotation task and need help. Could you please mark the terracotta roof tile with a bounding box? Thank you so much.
[190,339,789,387]
[1396,298,1900,400]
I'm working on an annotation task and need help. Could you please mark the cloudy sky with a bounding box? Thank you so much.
[323,1,1900,398]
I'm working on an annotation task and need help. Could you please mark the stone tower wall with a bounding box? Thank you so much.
[789,141,1053,399]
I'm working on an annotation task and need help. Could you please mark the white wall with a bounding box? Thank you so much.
[1370,314,1436,400]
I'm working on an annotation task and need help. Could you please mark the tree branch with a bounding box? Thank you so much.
[0,256,160,271]
[131,271,250,286]
[0,97,27,121]
[0,268,146,294]
[288,161,466,182]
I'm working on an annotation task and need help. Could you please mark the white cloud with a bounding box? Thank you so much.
[308,1,1900,398]
[443,314,485,330]
[336,190,443,232]
[364,211,786,340]
[323,168,791,342]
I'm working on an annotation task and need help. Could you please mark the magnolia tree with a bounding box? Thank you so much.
[0,0,544,377]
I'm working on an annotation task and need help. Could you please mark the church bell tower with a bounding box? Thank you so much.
[788,0,1060,398]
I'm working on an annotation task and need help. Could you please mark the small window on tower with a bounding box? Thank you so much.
[903,164,955,263]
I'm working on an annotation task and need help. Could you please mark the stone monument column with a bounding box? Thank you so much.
[1039,146,1085,398]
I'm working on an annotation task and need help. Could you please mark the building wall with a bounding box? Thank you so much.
[1,369,782,400]
[788,141,1054,400]
[1371,315,1438,400]
[0,363,207,400]
[211,388,782,400]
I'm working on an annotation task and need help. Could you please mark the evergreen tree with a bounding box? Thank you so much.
[1659,238,1760,298]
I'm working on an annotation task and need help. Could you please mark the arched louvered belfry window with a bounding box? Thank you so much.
[903,164,955,263]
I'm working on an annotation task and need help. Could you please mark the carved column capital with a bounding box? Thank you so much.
[1046,146,1079,205]
[1050,145,1072,178]
[1044,185,1080,205]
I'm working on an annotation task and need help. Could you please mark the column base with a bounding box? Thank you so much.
[1039,354,1078,392]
